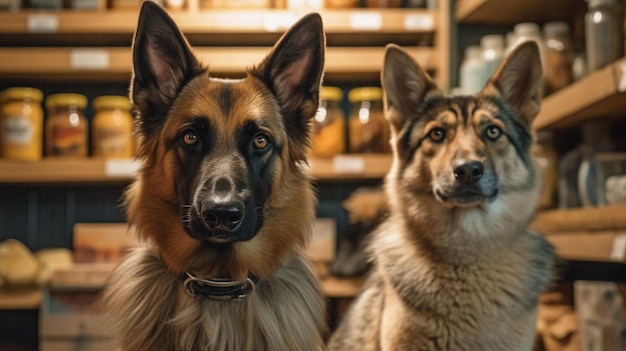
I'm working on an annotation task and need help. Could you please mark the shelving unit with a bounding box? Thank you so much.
[0,7,448,86]
[455,0,577,24]
[0,154,393,183]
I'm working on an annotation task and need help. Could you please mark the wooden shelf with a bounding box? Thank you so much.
[455,0,580,24]
[0,46,435,82]
[0,154,392,184]
[531,205,626,262]
[0,8,436,35]
[0,288,42,310]
[534,57,626,130]
[531,204,626,235]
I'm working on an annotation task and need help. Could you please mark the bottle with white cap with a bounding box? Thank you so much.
[459,45,485,95]
[480,34,504,81]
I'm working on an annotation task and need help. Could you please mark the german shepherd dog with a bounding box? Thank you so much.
[102,2,326,350]
[328,42,555,351]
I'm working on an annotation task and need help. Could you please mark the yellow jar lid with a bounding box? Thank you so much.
[93,95,132,111]
[46,93,88,110]
[320,86,343,102]
[1,87,43,103]
[348,87,383,102]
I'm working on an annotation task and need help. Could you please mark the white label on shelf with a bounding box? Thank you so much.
[105,158,141,178]
[332,155,365,174]
[404,14,434,31]
[27,14,59,33]
[70,49,109,70]
[610,233,626,261]
[617,62,626,93]
[262,13,297,32]
[349,13,382,31]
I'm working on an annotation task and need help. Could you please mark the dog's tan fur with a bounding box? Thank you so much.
[101,3,326,350]
[328,42,555,351]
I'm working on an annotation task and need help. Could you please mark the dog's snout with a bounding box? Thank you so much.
[202,202,244,231]
[453,160,484,184]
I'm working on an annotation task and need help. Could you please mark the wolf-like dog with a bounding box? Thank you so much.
[328,41,555,351]
[101,3,326,350]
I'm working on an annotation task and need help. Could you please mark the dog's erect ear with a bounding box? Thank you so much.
[482,41,543,128]
[130,1,205,137]
[381,44,442,135]
[251,13,325,161]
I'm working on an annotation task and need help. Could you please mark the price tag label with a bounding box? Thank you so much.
[333,155,365,174]
[617,62,626,93]
[70,49,109,70]
[105,159,141,178]
[404,14,434,31]
[27,14,59,33]
[349,13,382,31]
[610,233,626,261]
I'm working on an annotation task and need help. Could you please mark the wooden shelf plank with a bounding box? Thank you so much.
[455,0,580,24]
[0,8,436,35]
[0,154,393,184]
[534,57,626,130]
[0,288,42,310]
[0,46,434,82]
[531,204,626,234]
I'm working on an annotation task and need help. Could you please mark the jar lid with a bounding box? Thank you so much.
[480,34,504,50]
[46,93,88,110]
[93,95,132,111]
[1,87,43,103]
[514,22,541,37]
[348,87,383,102]
[320,86,343,102]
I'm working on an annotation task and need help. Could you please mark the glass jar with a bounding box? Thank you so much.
[92,95,134,159]
[480,34,504,81]
[585,0,624,72]
[347,87,389,153]
[512,22,546,68]
[45,93,88,157]
[0,87,44,161]
[543,21,575,95]
[460,45,485,95]
[312,87,345,158]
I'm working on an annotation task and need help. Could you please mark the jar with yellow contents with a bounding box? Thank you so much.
[45,93,89,157]
[312,86,345,158]
[347,87,390,153]
[0,87,44,161]
[92,95,134,159]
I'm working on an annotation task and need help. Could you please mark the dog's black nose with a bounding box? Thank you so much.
[202,203,244,231]
[454,161,484,184]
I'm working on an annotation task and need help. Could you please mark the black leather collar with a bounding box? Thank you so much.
[182,273,259,300]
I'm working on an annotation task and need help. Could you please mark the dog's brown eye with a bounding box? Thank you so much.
[485,126,502,141]
[253,133,269,149]
[428,128,446,142]
[181,130,199,146]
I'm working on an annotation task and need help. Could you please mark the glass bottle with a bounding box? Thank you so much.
[0,87,44,161]
[312,86,345,158]
[585,0,624,72]
[347,87,389,153]
[459,45,484,95]
[543,21,575,95]
[92,95,135,159]
[45,93,89,157]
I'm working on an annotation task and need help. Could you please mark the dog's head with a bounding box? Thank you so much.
[382,42,542,214]
[126,2,324,279]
